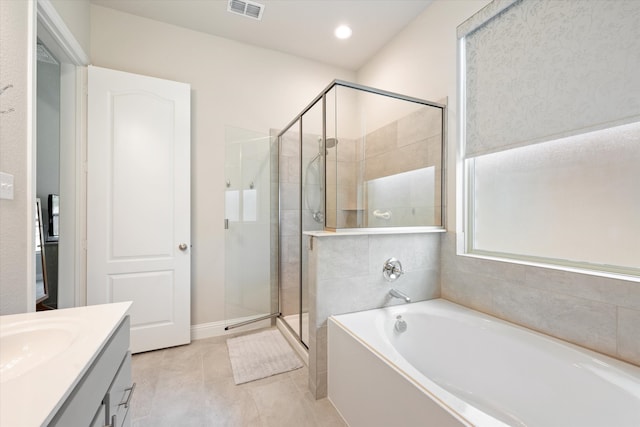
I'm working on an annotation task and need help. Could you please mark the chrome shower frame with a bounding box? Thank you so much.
[276,79,447,348]
[277,79,447,233]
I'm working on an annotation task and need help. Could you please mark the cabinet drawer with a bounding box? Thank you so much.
[105,352,133,427]
[49,316,130,427]
[90,404,106,427]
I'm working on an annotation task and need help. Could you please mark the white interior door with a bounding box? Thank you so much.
[87,66,191,353]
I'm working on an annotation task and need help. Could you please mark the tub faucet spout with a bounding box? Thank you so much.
[389,288,411,303]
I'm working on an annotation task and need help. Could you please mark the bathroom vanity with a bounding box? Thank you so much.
[0,302,133,427]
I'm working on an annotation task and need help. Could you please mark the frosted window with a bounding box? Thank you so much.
[464,0,640,157]
[469,121,640,273]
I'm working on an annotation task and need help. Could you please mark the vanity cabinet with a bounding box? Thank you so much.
[48,316,133,427]
[90,404,106,427]
[105,350,133,427]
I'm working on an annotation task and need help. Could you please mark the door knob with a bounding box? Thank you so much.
[178,243,188,251]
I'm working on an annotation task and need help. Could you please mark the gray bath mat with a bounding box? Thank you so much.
[227,329,303,385]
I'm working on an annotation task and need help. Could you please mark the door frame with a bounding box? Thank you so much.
[35,0,89,308]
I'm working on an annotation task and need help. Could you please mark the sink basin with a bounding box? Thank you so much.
[0,318,81,383]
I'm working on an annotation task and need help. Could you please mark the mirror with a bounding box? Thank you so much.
[35,198,49,305]
[47,194,59,241]
[36,40,60,309]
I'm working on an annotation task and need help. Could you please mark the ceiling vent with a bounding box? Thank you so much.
[228,0,265,21]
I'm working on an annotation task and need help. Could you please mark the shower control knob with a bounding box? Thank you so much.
[178,243,188,251]
[383,258,404,281]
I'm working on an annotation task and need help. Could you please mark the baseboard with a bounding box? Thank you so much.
[191,316,272,341]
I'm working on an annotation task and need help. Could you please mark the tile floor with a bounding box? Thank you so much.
[130,329,347,427]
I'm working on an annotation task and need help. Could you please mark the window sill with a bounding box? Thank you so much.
[456,250,640,283]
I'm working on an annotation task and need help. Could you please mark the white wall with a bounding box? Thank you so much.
[357,0,491,230]
[90,5,355,326]
[0,0,35,315]
[49,0,91,57]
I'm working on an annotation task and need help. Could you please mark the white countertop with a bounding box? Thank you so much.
[0,302,131,427]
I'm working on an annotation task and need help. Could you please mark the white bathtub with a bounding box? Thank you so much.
[328,299,640,427]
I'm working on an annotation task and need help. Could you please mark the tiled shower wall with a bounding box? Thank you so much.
[441,233,640,367]
[279,129,326,320]
[325,137,359,228]
[326,106,443,229]
[307,232,441,398]
[362,106,442,181]
[362,106,443,228]
[279,130,301,318]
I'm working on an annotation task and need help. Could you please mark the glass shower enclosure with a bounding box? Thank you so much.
[278,80,446,347]
[224,126,279,330]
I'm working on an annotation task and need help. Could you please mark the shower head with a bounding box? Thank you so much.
[316,137,338,149]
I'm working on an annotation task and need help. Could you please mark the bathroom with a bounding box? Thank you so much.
[1,0,639,426]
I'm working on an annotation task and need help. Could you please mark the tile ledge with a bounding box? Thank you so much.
[305,228,446,237]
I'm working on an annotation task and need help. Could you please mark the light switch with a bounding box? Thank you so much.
[0,172,14,200]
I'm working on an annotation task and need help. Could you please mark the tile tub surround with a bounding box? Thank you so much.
[130,329,345,427]
[441,232,640,367]
[307,232,441,398]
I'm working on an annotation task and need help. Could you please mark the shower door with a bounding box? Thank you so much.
[224,126,277,329]
[278,98,324,348]
[300,99,325,346]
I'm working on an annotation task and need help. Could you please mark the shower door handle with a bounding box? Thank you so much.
[224,218,229,230]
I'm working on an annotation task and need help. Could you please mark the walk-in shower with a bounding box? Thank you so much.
[278,80,445,348]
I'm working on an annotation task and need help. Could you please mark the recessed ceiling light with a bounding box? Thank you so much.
[334,25,352,40]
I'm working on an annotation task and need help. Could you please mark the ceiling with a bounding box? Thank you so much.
[89,0,433,70]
